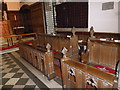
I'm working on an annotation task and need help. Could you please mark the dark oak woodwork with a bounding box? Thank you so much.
[82,38,120,69]
[19,42,55,80]
[30,2,46,33]
[18,30,120,88]
[7,11,23,34]
[61,60,116,88]
[56,30,120,42]
[59,37,120,89]
[19,5,33,34]
[61,46,119,88]
[33,28,79,61]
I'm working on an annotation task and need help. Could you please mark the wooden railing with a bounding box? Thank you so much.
[2,33,36,46]
[19,43,55,80]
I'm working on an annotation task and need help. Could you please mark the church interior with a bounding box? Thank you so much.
[0,0,120,89]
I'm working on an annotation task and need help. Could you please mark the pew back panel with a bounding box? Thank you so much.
[33,32,79,61]
[87,39,120,69]
[56,30,120,41]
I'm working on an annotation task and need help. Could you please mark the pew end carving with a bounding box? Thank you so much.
[71,27,76,36]
[61,54,119,89]
[61,47,70,61]
[61,37,120,89]
[89,26,95,38]
[69,27,79,61]
[45,43,55,80]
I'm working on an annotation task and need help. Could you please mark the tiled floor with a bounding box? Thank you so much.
[1,53,40,89]
[0,51,62,89]
[0,47,19,55]
[11,51,62,89]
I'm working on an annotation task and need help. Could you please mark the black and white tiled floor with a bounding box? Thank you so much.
[1,53,40,89]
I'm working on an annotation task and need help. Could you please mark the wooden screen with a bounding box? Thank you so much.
[7,11,23,34]
[30,2,45,33]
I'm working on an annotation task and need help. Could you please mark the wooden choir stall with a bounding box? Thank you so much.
[19,42,55,80]
[18,27,120,89]
[61,38,120,89]
[19,27,80,80]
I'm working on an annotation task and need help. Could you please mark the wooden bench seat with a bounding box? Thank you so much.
[62,60,116,88]
[82,38,120,70]
[19,43,55,80]
[60,39,120,89]
[32,28,80,61]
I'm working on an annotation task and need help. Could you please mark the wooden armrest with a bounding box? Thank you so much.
[81,50,89,64]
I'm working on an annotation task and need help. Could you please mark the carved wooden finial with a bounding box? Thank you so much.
[62,47,68,58]
[72,27,76,36]
[90,26,95,38]
[90,26,94,31]
[46,43,51,52]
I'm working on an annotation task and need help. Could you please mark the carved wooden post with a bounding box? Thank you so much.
[69,27,79,61]
[72,27,76,36]
[44,43,55,80]
[61,47,70,88]
[90,26,95,38]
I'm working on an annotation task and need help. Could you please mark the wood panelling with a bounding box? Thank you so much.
[83,39,120,69]
[7,11,23,34]
[56,31,120,41]
[61,59,116,88]
[30,2,46,33]
[33,29,79,61]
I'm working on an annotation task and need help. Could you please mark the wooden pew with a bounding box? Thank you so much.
[19,28,80,81]
[56,27,120,42]
[82,38,120,69]
[61,47,120,89]
[19,42,55,80]
[32,27,79,61]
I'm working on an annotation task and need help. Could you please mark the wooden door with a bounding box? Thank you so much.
[19,5,33,34]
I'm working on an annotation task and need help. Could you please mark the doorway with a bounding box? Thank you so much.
[19,5,33,34]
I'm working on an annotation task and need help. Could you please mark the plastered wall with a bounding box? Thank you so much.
[88,0,119,33]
